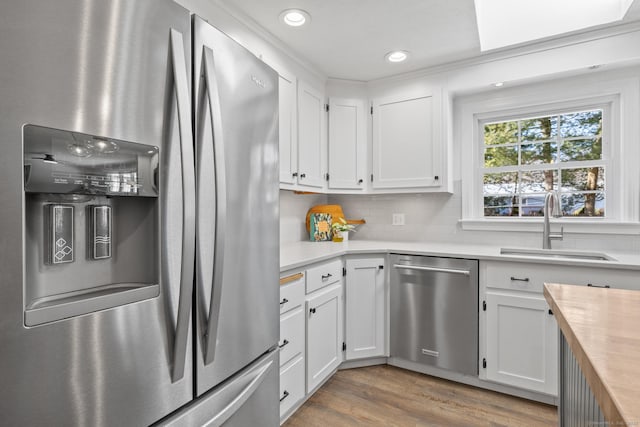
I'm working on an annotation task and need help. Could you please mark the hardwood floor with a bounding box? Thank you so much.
[283,365,557,427]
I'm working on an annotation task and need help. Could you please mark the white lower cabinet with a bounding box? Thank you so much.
[344,257,386,360]
[278,272,305,422]
[279,306,305,370]
[484,291,558,395]
[306,283,343,393]
[279,355,305,418]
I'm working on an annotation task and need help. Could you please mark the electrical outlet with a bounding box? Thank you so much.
[392,213,405,226]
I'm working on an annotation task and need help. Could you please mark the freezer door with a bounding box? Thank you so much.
[193,15,280,395]
[0,1,194,425]
[156,349,279,426]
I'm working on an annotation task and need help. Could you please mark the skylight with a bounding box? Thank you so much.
[474,0,635,51]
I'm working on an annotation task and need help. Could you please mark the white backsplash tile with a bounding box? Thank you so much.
[279,190,328,243]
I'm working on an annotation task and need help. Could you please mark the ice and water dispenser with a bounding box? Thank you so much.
[23,124,160,326]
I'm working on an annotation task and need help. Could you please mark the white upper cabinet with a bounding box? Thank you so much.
[371,88,446,191]
[297,81,326,189]
[327,98,367,191]
[278,72,297,185]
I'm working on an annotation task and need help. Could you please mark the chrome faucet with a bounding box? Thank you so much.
[543,191,563,249]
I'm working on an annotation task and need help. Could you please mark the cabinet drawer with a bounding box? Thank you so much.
[306,259,342,294]
[484,262,547,293]
[483,261,640,292]
[279,306,304,367]
[280,272,305,314]
[279,355,305,419]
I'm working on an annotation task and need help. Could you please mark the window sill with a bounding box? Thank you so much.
[459,218,640,235]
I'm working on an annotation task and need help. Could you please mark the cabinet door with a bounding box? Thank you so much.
[485,292,558,395]
[328,98,366,190]
[345,258,385,360]
[306,284,342,393]
[297,81,326,189]
[372,91,441,189]
[279,73,297,185]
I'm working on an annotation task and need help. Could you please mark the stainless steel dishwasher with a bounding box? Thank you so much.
[390,254,478,376]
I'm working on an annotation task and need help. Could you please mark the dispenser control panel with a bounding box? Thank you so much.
[23,124,159,197]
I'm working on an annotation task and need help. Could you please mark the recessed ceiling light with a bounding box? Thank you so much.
[493,82,504,87]
[385,51,409,63]
[280,9,311,27]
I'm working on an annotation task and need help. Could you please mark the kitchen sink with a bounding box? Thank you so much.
[500,247,616,261]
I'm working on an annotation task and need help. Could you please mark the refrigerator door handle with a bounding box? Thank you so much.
[199,45,227,366]
[168,28,196,383]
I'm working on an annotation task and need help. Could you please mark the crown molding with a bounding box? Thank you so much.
[367,20,640,87]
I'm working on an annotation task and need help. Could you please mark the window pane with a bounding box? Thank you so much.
[560,110,602,138]
[520,195,545,217]
[561,167,604,191]
[559,138,602,162]
[484,196,518,217]
[484,121,518,145]
[521,142,557,165]
[521,116,557,141]
[483,172,518,195]
[484,146,518,167]
[561,192,604,217]
[520,170,557,193]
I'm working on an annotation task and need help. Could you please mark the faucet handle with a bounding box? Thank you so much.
[552,226,564,241]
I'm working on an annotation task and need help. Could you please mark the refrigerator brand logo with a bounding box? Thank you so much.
[251,75,266,89]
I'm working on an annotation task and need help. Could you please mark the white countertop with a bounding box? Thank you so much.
[280,240,640,272]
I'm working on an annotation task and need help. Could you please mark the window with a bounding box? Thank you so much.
[482,109,605,218]
[458,73,640,233]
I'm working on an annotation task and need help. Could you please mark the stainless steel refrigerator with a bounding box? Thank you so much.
[0,1,279,426]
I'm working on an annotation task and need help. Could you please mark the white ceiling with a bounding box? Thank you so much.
[218,0,640,82]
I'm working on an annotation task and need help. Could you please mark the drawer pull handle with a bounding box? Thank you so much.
[280,272,303,286]
[280,390,290,402]
[510,276,530,282]
[587,283,610,288]
[321,273,332,280]
[279,298,289,306]
[279,339,289,349]
[309,307,316,314]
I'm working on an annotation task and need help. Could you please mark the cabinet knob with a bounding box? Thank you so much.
[434,176,439,181]
[309,307,316,314]
[292,172,298,178]
[279,339,289,349]
[321,273,332,280]
[300,173,306,178]
[279,298,289,305]
[358,179,363,184]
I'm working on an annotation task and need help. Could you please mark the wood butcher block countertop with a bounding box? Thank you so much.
[544,283,640,426]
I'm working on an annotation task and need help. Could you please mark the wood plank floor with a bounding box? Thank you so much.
[284,365,557,427]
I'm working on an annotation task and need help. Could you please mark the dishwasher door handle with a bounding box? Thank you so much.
[393,264,471,277]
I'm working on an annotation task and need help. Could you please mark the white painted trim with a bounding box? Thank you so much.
[458,70,640,228]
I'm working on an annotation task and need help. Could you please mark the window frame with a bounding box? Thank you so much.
[458,73,640,234]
